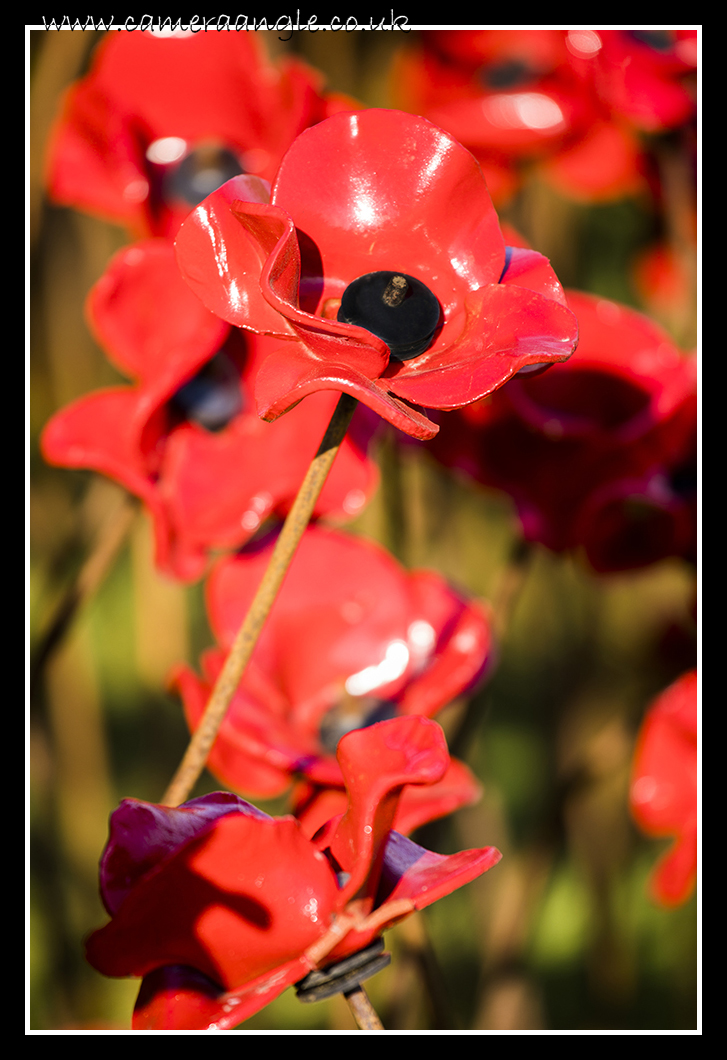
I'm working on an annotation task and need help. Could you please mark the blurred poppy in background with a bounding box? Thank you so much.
[630,669,697,907]
[40,239,379,581]
[392,29,696,205]
[46,29,358,238]
[173,523,491,834]
[428,288,696,572]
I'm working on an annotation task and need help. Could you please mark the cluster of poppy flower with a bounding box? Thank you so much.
[392,29,697,205]
[39,28,697,1029]
[392,29,698,329]
[427,287,697,573]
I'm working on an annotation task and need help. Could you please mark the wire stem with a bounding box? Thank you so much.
[344,985,384,1029]
[161,393,358,807]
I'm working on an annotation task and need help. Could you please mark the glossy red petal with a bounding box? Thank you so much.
[500,246,569,306]
[156,390,378,564]
[174,178,294,337]
[99,794,269,915]
[329,717,449,904]
[86,813,338,988]
[294,756,482,840]
[132,960,309,1030]
[172,660,297,799]
[253,343,438,439]
[381,757,482,837]
[376,829,502,911]
[388,285,578,409]
[271,110,506,311]
[209,524,417,661]
[398,572,493,717]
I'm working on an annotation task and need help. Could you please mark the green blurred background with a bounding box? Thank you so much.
[28,28,698,1030]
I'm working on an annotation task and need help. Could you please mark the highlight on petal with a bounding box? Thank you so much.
[175,179,297,337]
[177,524,493,822]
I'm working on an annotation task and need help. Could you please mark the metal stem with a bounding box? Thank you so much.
[345,985,384,1030]
[161,393,358,807]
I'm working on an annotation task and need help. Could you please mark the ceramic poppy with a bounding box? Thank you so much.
[592,30,697,134]
[40,240,378,581]
[428,289,696,572]
[630,670,697,907]
[85,716,502,1029]
[46,29,355,238]
[172,523,492,829]
[391,29,652,205]
[174,109,579,441]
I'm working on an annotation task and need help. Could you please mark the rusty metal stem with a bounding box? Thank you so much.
[344,985,384,1030]
[161,393,358,807]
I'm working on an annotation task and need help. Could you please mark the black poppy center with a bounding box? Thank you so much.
[337,271,440,362]
[480,58,533,90]
[164,146,244,207]
[319,699,399,754]
[628,30,674,52]
[170,350,243,431]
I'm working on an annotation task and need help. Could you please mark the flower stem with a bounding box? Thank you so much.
[344,985,384,1030]
[161,393,358,807]
[30,491,138,701]
[448,534,532,762]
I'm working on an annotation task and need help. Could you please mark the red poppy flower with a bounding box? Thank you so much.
[46,29,355,238]
[391,30,650,204]
[593,30,697,134]
[428,289,696,572]
[40,240,378,581]
[174,109,579,441]
[85,716,502,1029]
[630,670,697,907]
[172,523,492,831]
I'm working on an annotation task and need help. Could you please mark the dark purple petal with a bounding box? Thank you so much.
[100,793,270,915]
